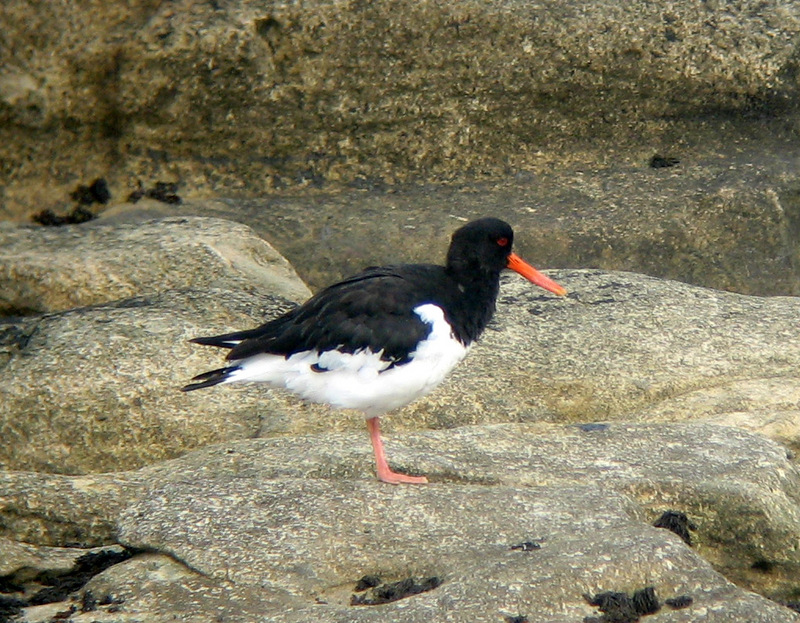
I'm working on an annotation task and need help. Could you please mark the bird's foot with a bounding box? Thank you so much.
[377,467,428,485]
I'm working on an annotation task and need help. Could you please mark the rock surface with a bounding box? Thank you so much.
[0,286,296,473]
[98,142,800,297]
[2,423,800,621]
[3,242,800,473]
[5,0,800,299]
[1,0,799,218]
[2,216,800,620]
[0,216,314,473]
[0,216,310,316]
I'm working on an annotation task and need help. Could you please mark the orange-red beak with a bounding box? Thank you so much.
[507,253,567,296]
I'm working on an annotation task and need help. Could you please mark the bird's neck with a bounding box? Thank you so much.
[445,269,502,345]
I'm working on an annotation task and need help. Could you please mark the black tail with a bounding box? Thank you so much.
[189,327,266,350]
[181,366,239,392]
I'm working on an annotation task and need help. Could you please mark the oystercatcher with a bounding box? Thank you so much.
[182,217,566,484]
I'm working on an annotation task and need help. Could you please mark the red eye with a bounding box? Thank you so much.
[496,237,509,247]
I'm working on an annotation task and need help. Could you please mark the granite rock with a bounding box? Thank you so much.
[3,423,800,621]
[174,154,800,298]
[3,264,800,473]
[1,0,799,216]
[0,216,311,316]
[0,287,298,473]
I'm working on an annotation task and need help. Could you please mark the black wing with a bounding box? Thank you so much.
[195,265,448,365]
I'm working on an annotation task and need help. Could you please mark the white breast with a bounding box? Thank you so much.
[225,303,469,417]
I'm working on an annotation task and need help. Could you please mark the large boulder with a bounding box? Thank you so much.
[2,423,800,620]
[0,287,295,473]
[117,155,800,297]
[3,229,800,472]
[1,0,799,216]
[3,215,800,620]
[0,216,313,473]
[0,215,311,316]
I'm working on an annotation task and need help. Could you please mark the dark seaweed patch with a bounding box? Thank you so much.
[653,511,697,546]
[649,155,680,168]
[584,587,661,623]
[664,595,693,609]
[127,181,182,205]
[2,547,135,617]
[510,541,542,551]
[71,178,111,205]
[32,205,95,226]
[350,576,442,606]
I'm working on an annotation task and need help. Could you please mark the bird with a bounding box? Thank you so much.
[182,217,566,484]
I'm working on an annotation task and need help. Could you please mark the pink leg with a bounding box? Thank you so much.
[367,417,428,484]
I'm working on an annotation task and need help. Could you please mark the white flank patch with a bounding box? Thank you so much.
[225,303,468,417]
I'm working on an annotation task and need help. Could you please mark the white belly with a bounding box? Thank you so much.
[226,304,469,417]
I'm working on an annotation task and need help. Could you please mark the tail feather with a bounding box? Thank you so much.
[189,327,267,350]
[189,336,241,349]
[181,366,240,391]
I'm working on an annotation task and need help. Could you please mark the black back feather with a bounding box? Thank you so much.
[226,266,442,363]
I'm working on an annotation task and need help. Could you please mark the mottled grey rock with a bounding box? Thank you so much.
[80,553,293,623]
[0,537,89,577]
[123,421,800,601]
[0,539,131,622]
[1,0,799,217]
[118,480,761,622]
[188,156,800,297]
[0,471,138,546]
[3,268,800,474]
[3,422,800,621]
[73,544,800,623]
[636,378,800,453]
[0,287,300,473]
[0,216,311,315]
[461,270,800,428]
[119,479,643,592]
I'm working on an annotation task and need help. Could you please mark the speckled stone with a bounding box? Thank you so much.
[3,267,800,473]
[4,422,800,621]
[1,0,799,218]
[0,216,311,315]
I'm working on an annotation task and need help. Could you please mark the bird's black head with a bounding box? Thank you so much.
[446,217,514,278]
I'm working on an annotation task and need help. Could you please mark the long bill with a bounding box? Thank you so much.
[506,253,567,296]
